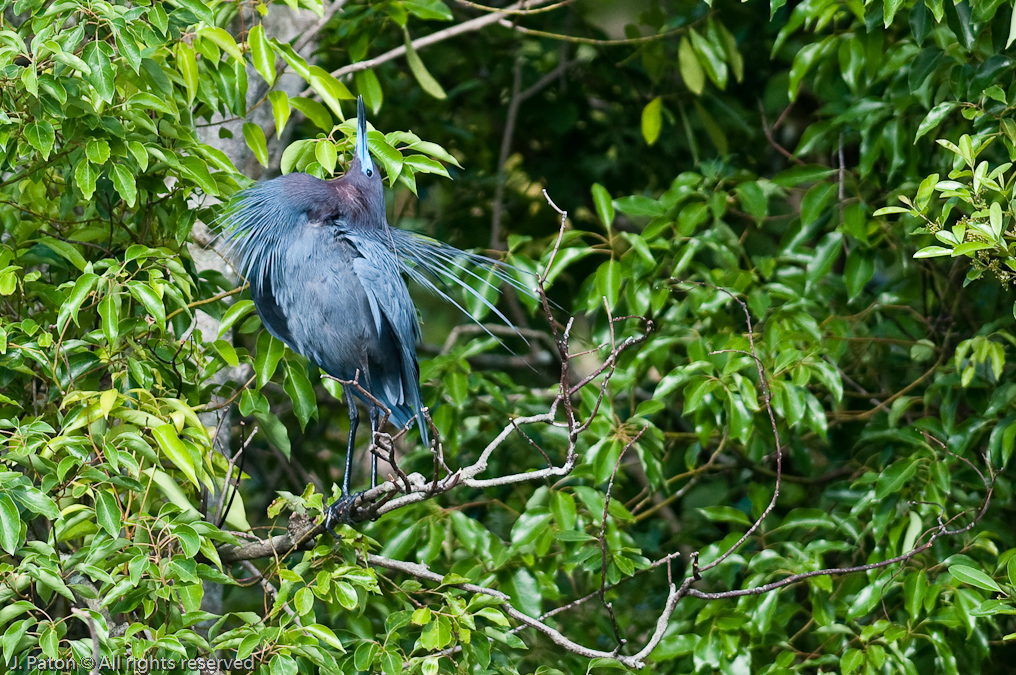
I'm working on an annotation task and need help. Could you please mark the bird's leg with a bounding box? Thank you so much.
[342,391,358,497]
[324,390,360,533]
[369,406,379,489]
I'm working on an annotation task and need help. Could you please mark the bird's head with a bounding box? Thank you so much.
[335,95,385,228]
[351,95,377,182]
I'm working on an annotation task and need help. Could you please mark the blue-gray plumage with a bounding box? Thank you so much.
[221,96,530,525]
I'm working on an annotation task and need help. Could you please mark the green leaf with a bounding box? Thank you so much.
[129,141,149,172]
[984,84,1007,105]
[688,28,727,89]
[595,259,622,309]
[641,96,663,145]
[989,201,1003,239]
[309,67,354,121]
[367,135,405,183]
[52,49,91,75]
[404,154,449,179]
[678,37,705,95]
[177,44,199,104]
[94,490,120,536]
[772,164,835,187]
[315,140,337,174]
[844,252,874,299]
[788,42,823,100]
[904,571,928,617]
[153,424,201,489]
[86,138,110,164]
[404,0,452,20]
[699,505,751,526]
[40,237,86,272]
[295,587,314,615]
[254,408,291,457]
[614,195,666,217]
[83,41,115,103]
[110,164,137,207]
[10,487,58,520]
[75,160,98,200]
[179,156,219,196]
[248,25,275,85]
[915,103,958,141]
[171,0,215,24]
[406,140,462,167]
[875,458,918,499]
[0,495,20,554]
[380,650,402,675]
[953,241,994,256]
[735,182,768,224]
[255,331,286,389]
[290,97,333,132]
[58,272,99,330]
[335,581,357,610]
[914,245,953,258]
[284,358,317,431]
[355,69,383,113]
[99,293,119,344]
[591,183,615,230]
[128,92,175,116]
[213,340,238,367]
[271,39,311,79]
[243,123,269,167]
[269,91,291,138]
[873,206,910,216]
[114,27,142,74]
[800,182,835,227]
[950,565,1004,594]
[412,607,432,625]
[840,648,864,675]
[24,120,55,159]
[199,27,244,63]
[218,300,256,337]
[404,30,446,99]
[304,624,346,653]
[884,0,905,26]
[1009,3,1016,48]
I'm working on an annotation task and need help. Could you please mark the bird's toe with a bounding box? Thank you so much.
[324,493,359,535]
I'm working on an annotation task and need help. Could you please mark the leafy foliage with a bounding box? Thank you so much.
[1,0,1016,673]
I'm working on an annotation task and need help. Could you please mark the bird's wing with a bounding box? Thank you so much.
[253,277,297,348]
[344,231,428,442]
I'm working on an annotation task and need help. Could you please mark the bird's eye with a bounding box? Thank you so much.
[366,168,373,177]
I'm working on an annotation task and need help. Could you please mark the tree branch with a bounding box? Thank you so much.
[324,0,556,81]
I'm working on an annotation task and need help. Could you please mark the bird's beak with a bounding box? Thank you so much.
[356,95,375,177]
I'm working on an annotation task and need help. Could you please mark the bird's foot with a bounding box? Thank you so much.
[323,492,359,537]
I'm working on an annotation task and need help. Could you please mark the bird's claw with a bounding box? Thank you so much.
[323,492,359,537]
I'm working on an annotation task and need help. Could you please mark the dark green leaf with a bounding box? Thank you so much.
[94,490,120,536]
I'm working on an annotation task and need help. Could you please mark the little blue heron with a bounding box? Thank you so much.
[222,96,531,525]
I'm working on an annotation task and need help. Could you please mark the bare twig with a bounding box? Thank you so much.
[599,426,645,652]
[323,0,556,82]
[454,0,574,14]
[496,19,687,45]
